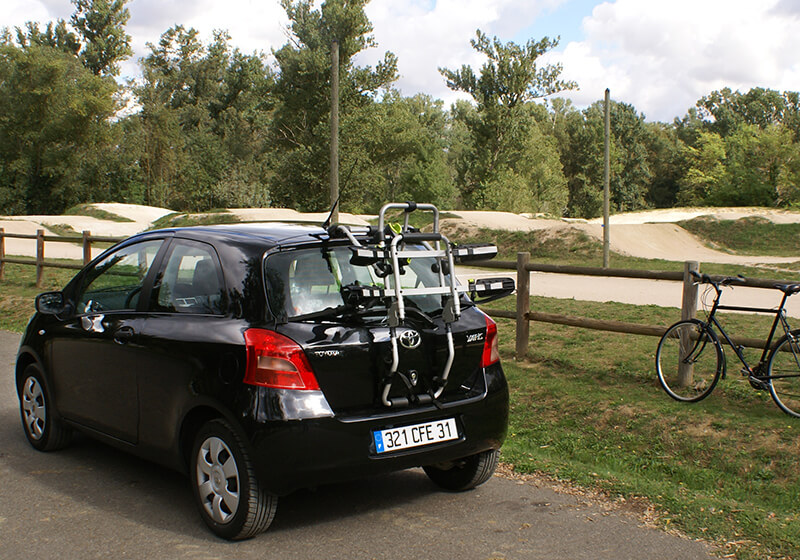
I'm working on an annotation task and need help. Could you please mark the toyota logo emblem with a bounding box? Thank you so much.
[399,330,421,350]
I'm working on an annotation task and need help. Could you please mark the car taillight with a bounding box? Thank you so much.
[481,314,500,367]
[243,329,320,390]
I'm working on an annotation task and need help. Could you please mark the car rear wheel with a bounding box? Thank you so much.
[190,419,277,540]
[19,365,72,451]
[423,449,499,491]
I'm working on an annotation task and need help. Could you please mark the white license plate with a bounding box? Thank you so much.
[373,418,458,454]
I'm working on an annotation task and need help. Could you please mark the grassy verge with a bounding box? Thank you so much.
[679,216,800,258]
[150,210,241,229]
[0,263,75,332]
[492,295,800,559]
[64,203,134,223]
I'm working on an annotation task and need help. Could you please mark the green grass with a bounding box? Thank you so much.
[150,210,241,229]
[0,263,75,332]
[4,216,800,556]
[64,203,134,223]
[679,216,800,258]
[490,295,800,559]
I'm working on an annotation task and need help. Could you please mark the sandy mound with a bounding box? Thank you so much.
[229,208,370,226]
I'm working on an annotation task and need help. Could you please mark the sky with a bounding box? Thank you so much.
[3,0,800,122]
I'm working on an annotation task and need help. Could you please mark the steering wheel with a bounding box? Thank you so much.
[124,285,142,309]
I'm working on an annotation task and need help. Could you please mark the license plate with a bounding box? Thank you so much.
[373,418,458,454]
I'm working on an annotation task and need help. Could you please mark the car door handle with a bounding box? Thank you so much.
[114,326,136,344]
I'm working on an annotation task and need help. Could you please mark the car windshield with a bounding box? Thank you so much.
[264,245,449,319]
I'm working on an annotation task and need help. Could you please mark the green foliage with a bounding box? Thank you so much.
[135,26,274,211]
[3,2,800,219]
[269,0,398,212]
[0,43,117,214]
[678,216,800,257]
[70,0,132,76]
[441,32,574,214]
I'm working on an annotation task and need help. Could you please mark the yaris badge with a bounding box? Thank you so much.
[399,329,421,349]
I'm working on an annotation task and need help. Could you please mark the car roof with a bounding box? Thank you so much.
[136,222,332,248]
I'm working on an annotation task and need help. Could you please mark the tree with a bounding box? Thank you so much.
[135,26,274,210]
[0,43,116,213]
[440,31,575,212]
[269,0,398,211]
[70,0,132,76]
[717,124,798,206]
[559,99,652,217]
[696,87,800,140]
[676,131,726,206]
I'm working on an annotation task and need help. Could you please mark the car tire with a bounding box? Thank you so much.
[18,364,72,451]
[190,418,277,540]
[423,449,499,491]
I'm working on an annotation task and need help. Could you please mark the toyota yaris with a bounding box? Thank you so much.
[16,203,512,539]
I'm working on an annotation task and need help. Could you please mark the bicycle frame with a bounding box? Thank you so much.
[700,281,794,377]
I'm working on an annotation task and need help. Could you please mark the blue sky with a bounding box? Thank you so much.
[4,0,800,122]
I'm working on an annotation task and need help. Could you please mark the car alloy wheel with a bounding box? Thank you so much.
[21,376,46,440]
[196,436,241,524]
[190,419,277,540]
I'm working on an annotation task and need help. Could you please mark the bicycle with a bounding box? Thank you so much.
[655,270,800,417]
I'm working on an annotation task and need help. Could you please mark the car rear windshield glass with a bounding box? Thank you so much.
[264,246,448,318]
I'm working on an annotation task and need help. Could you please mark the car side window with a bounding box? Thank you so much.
[77,240,164,313]
[150,240,226,315]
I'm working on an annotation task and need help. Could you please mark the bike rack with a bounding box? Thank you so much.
[331,202,500,407]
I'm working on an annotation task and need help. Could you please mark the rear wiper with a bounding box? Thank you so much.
[289,305,351,322]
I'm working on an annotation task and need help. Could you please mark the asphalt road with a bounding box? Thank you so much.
[0,329,715,559]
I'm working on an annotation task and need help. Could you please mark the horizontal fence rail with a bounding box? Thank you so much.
[478,252,795,360]
[0,228,124,287]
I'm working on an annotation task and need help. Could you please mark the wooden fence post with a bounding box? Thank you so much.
[678,260,700,387]
[515,251,531,361]
[0,227,5,280]
[83,230,91,265]
[36,229,44,288]
[681,261,699,321]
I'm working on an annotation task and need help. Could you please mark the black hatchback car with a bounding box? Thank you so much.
[16,202,513,539]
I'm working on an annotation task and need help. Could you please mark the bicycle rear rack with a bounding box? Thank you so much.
[331,202,499,407]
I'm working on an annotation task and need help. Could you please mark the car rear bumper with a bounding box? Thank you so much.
[246,366,509,495]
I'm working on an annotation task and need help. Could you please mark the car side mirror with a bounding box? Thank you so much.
[467,277,515,304]
[35,291,71,316]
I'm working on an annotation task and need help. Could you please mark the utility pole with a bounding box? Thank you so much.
[330,39,340,224]
[603,88,610,268]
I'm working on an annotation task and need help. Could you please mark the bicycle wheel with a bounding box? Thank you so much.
[656,319,723,402]
[767,329,800,418]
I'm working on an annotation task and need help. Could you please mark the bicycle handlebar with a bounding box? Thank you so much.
[689,270,746,288]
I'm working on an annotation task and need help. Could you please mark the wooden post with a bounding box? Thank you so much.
[0,227,5,280]
[82,230,91,265]
[36,229,44,288]
[603,88,610,268]
[681,261,699,321]
[678,261,700,387]
[515,251,531,361]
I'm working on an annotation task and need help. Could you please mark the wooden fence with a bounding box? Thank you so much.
[478,252,790,360]
[0,228,123,287]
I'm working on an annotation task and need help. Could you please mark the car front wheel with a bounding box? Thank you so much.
[190,419,277,540]
[18,365,72,451]
[423,449,500,491]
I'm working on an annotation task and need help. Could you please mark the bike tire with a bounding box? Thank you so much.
[656,319,723,403]
[767,329,800,418]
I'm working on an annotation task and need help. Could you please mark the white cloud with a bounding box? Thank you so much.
[4,0,800,122]
[550,0,800,121]
[359,0,565,106]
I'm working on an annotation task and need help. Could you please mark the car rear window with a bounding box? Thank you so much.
[264,246,448,319]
